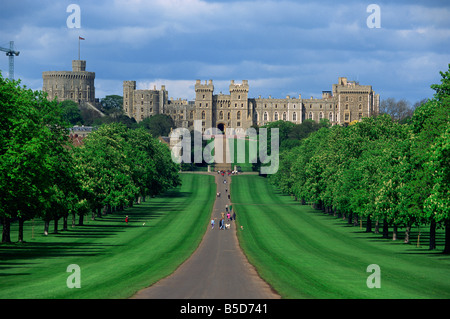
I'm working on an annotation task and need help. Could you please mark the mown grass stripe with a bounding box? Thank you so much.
[231,175,450,299]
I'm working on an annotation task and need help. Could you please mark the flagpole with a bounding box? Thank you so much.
[78,36,80,60]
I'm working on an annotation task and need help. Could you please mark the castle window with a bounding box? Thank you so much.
[238,95,240,99]
[359,113,363,119]
[274,112,279,121]
[319,112,323,120]
[282,112,287,121]
[345,114,349,121]
[237,122,241,127]
[237,111,241,120]
[190,111,194,119]
[329,112,333,121]
[264,112,268,121]
[241,103,243,108]
[235,103,237,108]
[293,112,297,121]
[359,96,362,102]
[309,112,313,120]
[202,111,206,120]
[264,104,267,108]
[219,111,224,120]
[345,104,349,110]
[320,104,322,109]
[275,104,278,109]
[359,104,362,110]
[346,96,349,102]
[206,103,208,108]
[227,112,230,120]
[141,101,143,105]
[310,104,312,108]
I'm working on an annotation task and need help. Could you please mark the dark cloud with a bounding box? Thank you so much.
[1,0,449,103]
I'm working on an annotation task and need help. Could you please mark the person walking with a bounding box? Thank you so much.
[233,211,236,221]
[225,204,228,212]
[211,219,215,229]
[227,212,231,221]
[125,216,129,225]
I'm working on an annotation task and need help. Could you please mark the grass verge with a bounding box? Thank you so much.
[0,173,215,299]
[231,174,450,299]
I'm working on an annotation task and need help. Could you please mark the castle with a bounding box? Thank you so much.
[124,77,380,133]
[42,59,380,133]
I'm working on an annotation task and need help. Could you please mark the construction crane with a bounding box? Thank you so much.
[0,41,20,80]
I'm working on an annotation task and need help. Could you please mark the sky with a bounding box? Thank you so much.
[1,0,449,105]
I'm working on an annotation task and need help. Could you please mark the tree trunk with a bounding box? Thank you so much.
[374,219,380,234]
[78,213,84,226]
[54,218,58,234]
[63,215,68,231]
[429,220,436,250]
[2,217,11,243]
[382,219,389,238]
[72,213,76,228]
[365,216,372,233]
[18,217,24,243]
[443,221,450,255]
[44,220,49,236]
[392,225,398,241]
[404,224,411,244]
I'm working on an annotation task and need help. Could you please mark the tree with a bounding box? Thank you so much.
[0,73,72,242]
[60,100,83,125]
[380,98,414,122]
[138,114,175,137]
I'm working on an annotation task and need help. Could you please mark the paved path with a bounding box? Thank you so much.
[131,173,280,299]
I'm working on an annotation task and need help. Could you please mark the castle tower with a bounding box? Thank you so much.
[123,80,136,118]
[229,80,251,134]
[332,77,379,124]
[194,79,214,132]
[42,60,95,103]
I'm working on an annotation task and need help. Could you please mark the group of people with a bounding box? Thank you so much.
[217,169,239,176]
[211,209,236,230]
[211,177,236,230]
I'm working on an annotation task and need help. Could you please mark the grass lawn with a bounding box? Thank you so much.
[0,173,216,299]
[231,174,450,299]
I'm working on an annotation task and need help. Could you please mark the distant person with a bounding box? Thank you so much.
[233,212,236,221]
[125,216,129,225]
[225,204,228,212]
[211,219,215,229]
[227,212,231,221]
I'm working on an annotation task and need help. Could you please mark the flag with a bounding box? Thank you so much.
[79,36,85,40]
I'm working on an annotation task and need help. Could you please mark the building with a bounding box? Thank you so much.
[124,77,379,133]
[43,60,96,103]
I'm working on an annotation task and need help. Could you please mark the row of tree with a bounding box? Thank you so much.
[0,74,181,243]
[269,66,450,253]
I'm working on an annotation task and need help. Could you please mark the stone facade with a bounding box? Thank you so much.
[124,77,379,133]
[42,60,96,104]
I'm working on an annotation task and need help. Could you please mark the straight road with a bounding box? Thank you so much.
[131,172,280,299]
